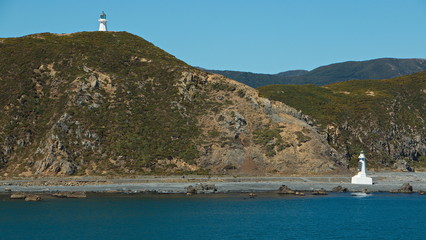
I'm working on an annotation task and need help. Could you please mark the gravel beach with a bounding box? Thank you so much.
[1,172,426,194]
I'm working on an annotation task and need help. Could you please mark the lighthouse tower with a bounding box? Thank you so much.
[351,150,373,185]
[98,11,108,31]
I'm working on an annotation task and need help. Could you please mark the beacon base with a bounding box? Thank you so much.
[351,175,373,185]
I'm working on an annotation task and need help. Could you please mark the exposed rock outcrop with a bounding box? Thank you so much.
[332,185,348,192]
[10,193,27,199]
[278,185,296,194]
[390,183,413,193]
[52,191,87,198]
[312,188,328,195]
[24,195,42,201]
[185,183,217,194]
[196,74,345,175]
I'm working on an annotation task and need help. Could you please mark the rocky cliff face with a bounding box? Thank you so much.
[192,73,344,175]
[0,32,346,177]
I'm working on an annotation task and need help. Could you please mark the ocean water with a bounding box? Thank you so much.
[1,193,425,240]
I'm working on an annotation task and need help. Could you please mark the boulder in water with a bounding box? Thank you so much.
[10,193,27,199]
[332,185,348,192]
[390,183,413,193]
[52,192,87,198]
[312,188,328,195]
[24,195,42,201]
[278,185,296,194]
[185,185,197,194]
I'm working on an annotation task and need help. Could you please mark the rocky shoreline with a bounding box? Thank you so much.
[2,172,426,201]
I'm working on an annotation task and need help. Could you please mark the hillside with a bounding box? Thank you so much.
[205,69,308,88]
[206,58,426,87]
[258,72,426,170]
[0,32,345,177]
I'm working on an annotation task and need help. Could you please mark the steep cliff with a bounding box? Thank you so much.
[0,32,345,177]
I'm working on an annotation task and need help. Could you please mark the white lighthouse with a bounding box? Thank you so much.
[351,150,373,185]
[98,11,108,31]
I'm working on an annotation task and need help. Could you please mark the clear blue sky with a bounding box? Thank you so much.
[1,0,425,73]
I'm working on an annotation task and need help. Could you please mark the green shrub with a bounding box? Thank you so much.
[253,128,284,156]
[237,89,245,98]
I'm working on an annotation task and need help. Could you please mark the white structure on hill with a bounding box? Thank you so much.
[351,150,373,185]
[98,11,108,31]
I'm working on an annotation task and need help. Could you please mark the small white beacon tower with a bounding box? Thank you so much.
[98,11,108,31]
[351,150,373,185]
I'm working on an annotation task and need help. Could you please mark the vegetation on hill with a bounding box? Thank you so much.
[258,72,426,170]
[0,32,203,175]
[207,58,426,87]
[205,69,308,88]
[0,31,344,177]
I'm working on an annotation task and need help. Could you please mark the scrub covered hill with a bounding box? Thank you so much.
[258,72,426,170]
[207,58,426,87]
[204,69,308,88]
[0,32,345,177]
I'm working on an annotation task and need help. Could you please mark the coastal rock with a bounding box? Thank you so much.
[10,193,27,199]
[185,183,217,194]
[390,183,413,193]
[332,185,348,192]
[52,191,87,198]
[248,193,257,198]
[278,185,296,194]
[195,183,217,193]
[361,188,370,194]
[399,183,413,193]
[185,185,197,194]
[312,188,328,195]
[24,195,42,201]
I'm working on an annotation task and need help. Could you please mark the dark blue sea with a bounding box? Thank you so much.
[1,193,425,240]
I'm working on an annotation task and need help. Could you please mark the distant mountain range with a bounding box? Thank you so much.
[204,58,426,87]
